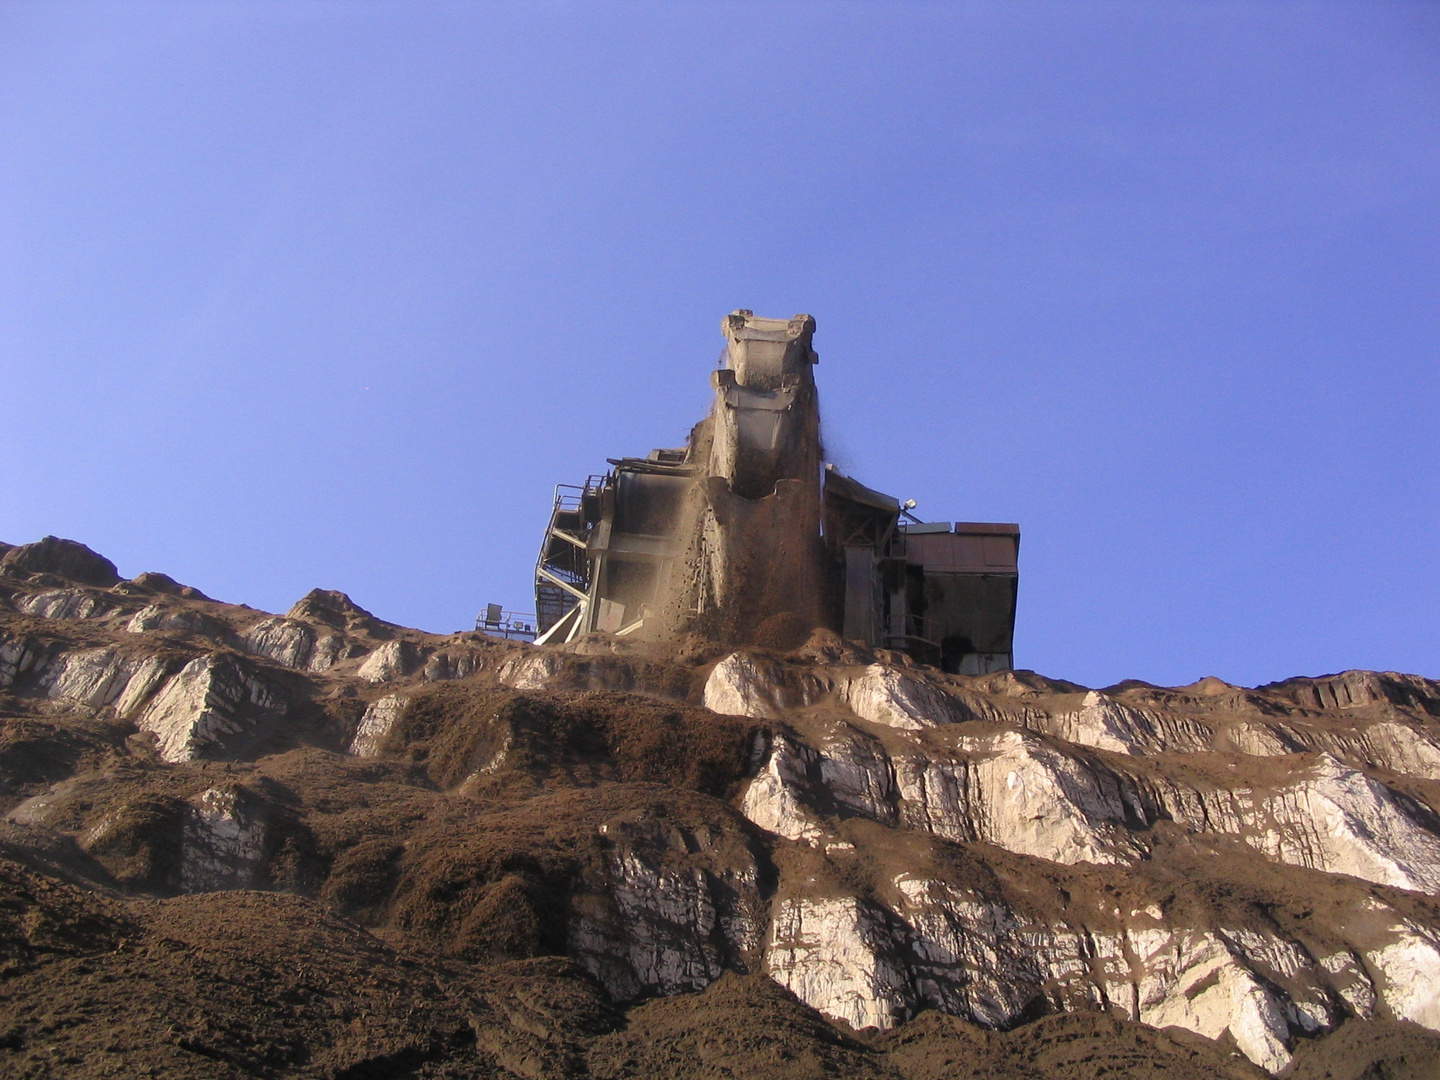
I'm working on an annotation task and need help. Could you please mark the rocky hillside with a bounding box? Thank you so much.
[3,535,1439,1079]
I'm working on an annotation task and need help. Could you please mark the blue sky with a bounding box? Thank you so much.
[3,2,1437,689]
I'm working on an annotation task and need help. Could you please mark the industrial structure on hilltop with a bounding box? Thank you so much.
[530,310,1019,675]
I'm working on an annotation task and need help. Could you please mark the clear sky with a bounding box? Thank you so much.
[3,2,1437,689]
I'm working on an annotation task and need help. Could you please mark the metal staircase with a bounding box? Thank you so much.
[533,476,606,643]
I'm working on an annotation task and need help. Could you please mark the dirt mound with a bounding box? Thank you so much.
[997,1012,1266,1079]
[0,715,130,807]
[587,972,894,1078]
[879,1010,1267,1079]
[752,611,816,652]
[393,683,760,795]
[1282,1019,1440,1080]
[0,871,623,1079]
[0,856,133,978]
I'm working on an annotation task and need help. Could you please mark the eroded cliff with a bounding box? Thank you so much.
[2,536,1438,1079]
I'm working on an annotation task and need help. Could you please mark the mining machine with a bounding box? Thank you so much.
[532,310,1019,675]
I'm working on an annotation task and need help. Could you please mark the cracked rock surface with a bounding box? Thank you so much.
[2,536,1440,1079]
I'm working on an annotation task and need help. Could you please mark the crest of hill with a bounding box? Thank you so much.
[0,536,119,588]
[286,587,392,636]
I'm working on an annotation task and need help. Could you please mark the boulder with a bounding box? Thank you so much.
[243,617,315,669]
[349,694,407,756]
[125,604,229,639]
[179,785,268,893]
[357,639,427,684]
[704,652,788,719]
[136,654,287,762]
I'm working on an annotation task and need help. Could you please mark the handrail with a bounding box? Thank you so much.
[474,607,538,641]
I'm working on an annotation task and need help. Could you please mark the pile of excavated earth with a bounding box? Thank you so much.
[3,535,1440,1079]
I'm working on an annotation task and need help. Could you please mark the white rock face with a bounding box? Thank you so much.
[1219,722,1301,758]
[112,656,176,716]
[244,617,315,669]
[125,604,226,638]
[740,735,826,844]
[569,819,763,1001]
[1135,930,1294,1073]
[597,852,724,994]
[755,873,1379,1072]
[1218,927,1335,1035]
[744,718,1440,890]
[499,651,564,690]
[866,670,1440,785]
[1149,753,1440,892]
[815,725,898,825]
[180,786,266,892]
[837,664,965,730]
[766,894,911,1032]
[16,589,114,621]
[41,647,132,707]
[1365,922,1440,1030]
[1051,689,1440,784]
[1323,722,1440,782]
[38,646,174,715]
[890,874,1073,1026]
[357,639,427,684]
[349,694,407,756]
[704,652,787,718]
[422,648,483,682]
[745,727,1138,866]
[0,634,48,689]
[966,731,1139,865]
[890,753,976,844]
[1042,691,1210,755]
[1318,950,1377,1020]
[306,633,357,672]
[136,655,286,762]
[734,689,1440,1072]
[18,572,1440,1077]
